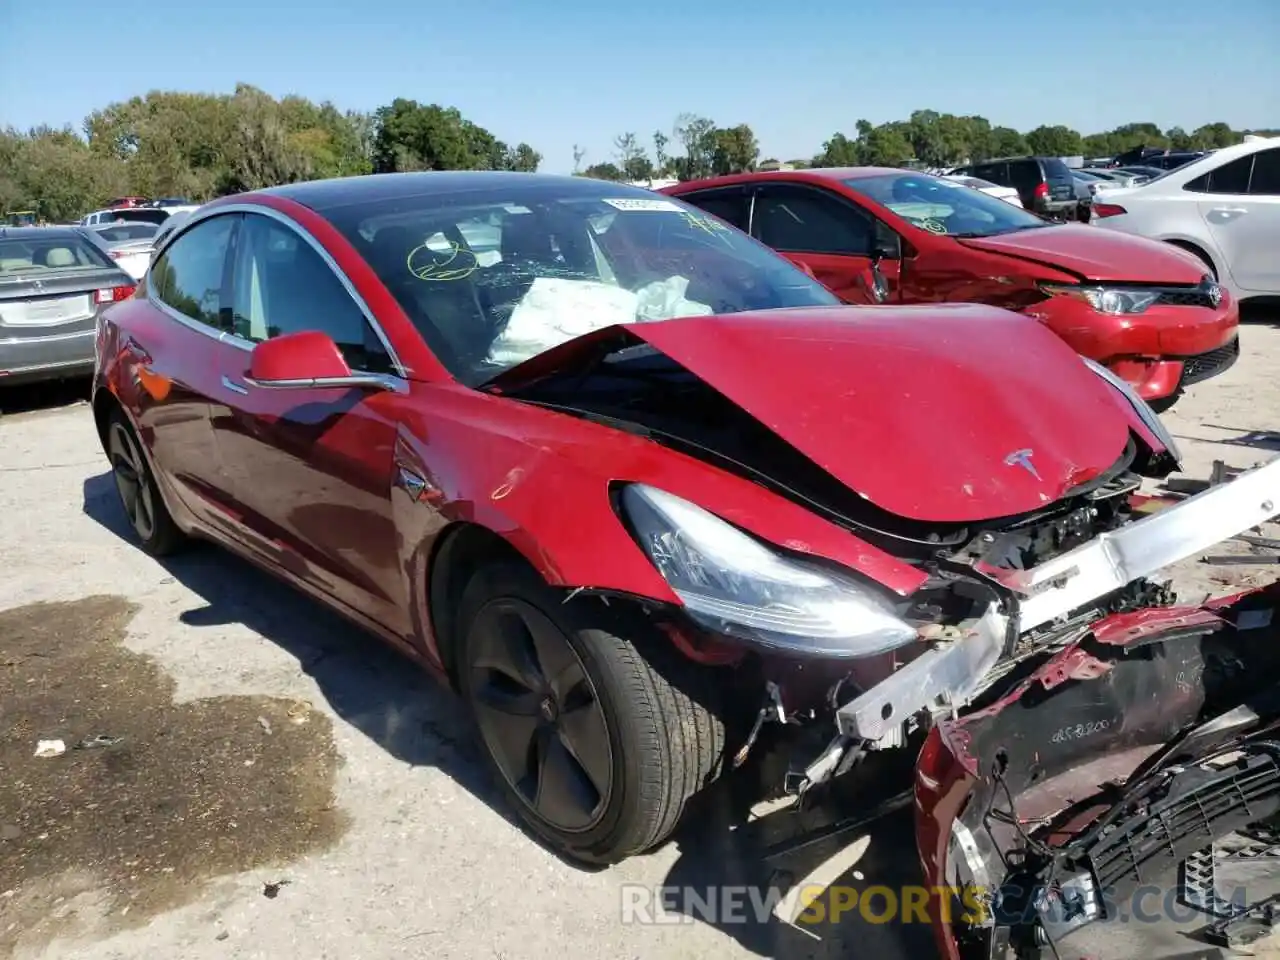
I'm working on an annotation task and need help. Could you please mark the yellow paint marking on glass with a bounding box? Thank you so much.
[680,211,731,235]
[407,241,479,282]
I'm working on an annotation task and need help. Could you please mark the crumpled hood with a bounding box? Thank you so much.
[959,224,1207,283]
[605,304,1133,523]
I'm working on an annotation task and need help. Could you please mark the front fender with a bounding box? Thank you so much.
[393,385,930,605]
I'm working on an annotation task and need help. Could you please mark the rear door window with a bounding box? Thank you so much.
[149,214,237,331]
[677,189,751,231]
[1247,148,1280,196]
[1184,155,1255,195]
[1009,160,1043,192]
[752,184,873,256]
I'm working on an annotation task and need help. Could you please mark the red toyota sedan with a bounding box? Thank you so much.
[90,175,1280,960]
[664,168,1240,409]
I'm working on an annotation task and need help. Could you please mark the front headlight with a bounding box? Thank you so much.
[1081,355,1182,466]
[1040,283,1160,315]
[620,484,919,658]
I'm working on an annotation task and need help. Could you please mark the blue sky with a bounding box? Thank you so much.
[2,0,1276,173]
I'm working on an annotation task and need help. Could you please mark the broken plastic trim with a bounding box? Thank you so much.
[836,455,1280,742]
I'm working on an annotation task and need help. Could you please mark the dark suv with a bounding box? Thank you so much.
[949,156,1081,219]
[1112,145,1207,169]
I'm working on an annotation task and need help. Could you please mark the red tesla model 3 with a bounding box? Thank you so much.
[91,173,1280,959]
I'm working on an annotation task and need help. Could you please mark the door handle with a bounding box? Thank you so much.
[1210,207,1249,216]
[220,374,249,395]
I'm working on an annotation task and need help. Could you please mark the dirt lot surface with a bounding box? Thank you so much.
[2,313,1280,960]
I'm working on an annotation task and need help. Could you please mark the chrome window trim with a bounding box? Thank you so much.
[242,372,409,395]
[147,202,408,381]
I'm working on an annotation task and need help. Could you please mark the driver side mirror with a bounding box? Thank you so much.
[243,330,403,392]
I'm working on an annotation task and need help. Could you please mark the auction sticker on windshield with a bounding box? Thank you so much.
[602,198,684,212]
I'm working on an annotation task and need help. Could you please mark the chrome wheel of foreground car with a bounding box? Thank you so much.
[458,563,725,864]
[106,410,184,556]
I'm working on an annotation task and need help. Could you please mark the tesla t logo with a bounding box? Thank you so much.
[1004,448,1041,480]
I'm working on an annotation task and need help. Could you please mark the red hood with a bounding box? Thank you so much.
[496,304,1133,524]
[959,224,1207,283]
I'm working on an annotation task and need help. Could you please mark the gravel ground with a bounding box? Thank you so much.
[2,313,1279,960]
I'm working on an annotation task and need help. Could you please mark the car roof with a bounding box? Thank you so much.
[259,171,659,214]
[663,167,912,193]
[0,226,84,241]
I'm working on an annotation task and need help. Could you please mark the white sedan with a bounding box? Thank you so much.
[942,174,1023,208]
[1091,136,1280,301]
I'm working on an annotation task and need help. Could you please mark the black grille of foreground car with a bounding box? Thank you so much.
[1157,288,1218,307]
[1083,748,1280,901]
[1181,337,1241,387]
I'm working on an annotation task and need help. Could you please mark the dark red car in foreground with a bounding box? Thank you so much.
[664,169,1240,409]
[92,172,1280,958]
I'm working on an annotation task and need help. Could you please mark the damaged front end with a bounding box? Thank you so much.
[491,324,1280,796]
[918,582,1280,960]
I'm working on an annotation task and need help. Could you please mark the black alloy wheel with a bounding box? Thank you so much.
[109,418,157,543]
[467,597,613,833]
[105,408,184,555]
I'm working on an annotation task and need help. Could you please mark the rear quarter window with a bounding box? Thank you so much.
[1038,158,1073,180]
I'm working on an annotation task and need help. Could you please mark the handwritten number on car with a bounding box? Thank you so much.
[1051,719,1112,744]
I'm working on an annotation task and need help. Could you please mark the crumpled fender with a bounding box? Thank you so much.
[391,383,930,604]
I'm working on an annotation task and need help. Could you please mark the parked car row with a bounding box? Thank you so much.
[948,155,1088,220]
[1091,135,1280,303]
[80,202,199,227]
[664,165,1239,408]
[80,170,1280,960]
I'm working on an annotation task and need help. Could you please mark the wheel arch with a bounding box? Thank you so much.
[1162,237,1220,280]
[92,385,120,451]
[425,522,533,687]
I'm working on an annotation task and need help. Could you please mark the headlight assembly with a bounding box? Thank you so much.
[1040,283,1160,315]
[620,484,919,658]
[1081,355,1182,466]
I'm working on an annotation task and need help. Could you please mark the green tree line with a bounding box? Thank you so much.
[583,111,1278,180]
[1,85,543,222]
[4,86,1276,221]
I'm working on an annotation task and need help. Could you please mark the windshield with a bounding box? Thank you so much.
[843,172,1047,238]
[0,235,114,275]
[323,182,839,385]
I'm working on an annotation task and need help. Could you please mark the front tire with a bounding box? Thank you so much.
[106,408,185,556]
[457,562,725,865]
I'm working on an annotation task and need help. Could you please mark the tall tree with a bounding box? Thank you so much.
[652,131,669,177]
[1024,124,1084,156]
[672,114,717,181]
[709,124,759,175]
[371,99,539,173]
[613,132,653,181]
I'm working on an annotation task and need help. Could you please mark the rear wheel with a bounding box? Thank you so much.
[457,562,725,864]
[106,408,185,556]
